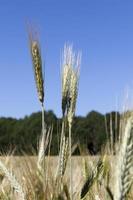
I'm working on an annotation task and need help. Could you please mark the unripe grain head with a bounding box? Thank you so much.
[67,54,81,125]
[61,44,81,120]
[61,45,73,116]
[30,38,44,104]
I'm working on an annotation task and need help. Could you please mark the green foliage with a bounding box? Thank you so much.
[73,111,107,154]
[0,110,119,155]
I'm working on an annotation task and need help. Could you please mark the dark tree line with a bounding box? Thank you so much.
[0,110,120,155]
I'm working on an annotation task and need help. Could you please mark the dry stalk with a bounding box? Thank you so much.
[29,31,46,184]
[60,44,81,199]
[67,52,81,200]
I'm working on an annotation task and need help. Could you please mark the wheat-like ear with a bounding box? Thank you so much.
[67,51,81,200]
[56,136,69,180]
[114,116,133,200]
[29,32,44,104]
[62,45,81,200]
[82,158,91,182]
[59,136,69,179]
[28,29,47,184]
[80,156,106,200]
[61,44,81,119]
[67,51,80,125]
[0,160,25,200]
[55,136,69,197]
[61,45,72,117]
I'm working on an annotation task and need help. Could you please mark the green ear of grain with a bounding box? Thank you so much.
[30,37,44,104]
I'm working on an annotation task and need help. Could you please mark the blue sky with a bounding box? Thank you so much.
[0,0,133,118]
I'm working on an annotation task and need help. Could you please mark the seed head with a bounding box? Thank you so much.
[30,40,44,104]
[61,44,81,119]
[67,53,81,125]
[61,45,73,116]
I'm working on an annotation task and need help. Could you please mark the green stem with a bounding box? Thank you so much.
[40,103,46,179]
[42,103,45,141]
[60,118,65,158]
[69,122,72,200]
[56,117,65,192]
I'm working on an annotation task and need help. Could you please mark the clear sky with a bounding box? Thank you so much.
[0,0,133,118]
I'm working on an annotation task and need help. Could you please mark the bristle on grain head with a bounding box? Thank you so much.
[30,39,44,104]
[62,45,73,116]
[67,68,79,124]
[62,44,81,119]
[67,53,81,125]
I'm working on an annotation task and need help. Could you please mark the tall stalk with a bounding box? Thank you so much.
[68,122,72,200]
[29,30,45,179]
[37,102,46,178]
[58,44,81,199]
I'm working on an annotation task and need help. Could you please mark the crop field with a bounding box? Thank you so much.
[0,152,132,200]
[0,156,117,199]
[0,38,132,200]
[0,21,133,200]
